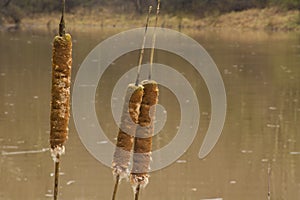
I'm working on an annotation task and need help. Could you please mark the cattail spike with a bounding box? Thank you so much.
[50,2,72,199]
[131,80,159,190]
[59,0,66,36]
[50,33,72,152]
[111,84,144,198]
[112,84,144,178]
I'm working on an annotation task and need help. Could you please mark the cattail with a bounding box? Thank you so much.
[50,33,72,154]
[49,1,72,199]
[111,6,152,200]
[112,84,144,178]
[131,2,161,199]
[130,80,159,195]
[111,84,143,200]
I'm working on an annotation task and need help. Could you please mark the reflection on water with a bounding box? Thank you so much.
[0,28,300,200]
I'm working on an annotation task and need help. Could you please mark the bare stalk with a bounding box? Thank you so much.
[135,6,153,86]
[268,163,271,200]
[111,174,120,200]
[149,0,161,80]
[53,155,60,200]
[134,184,141,200]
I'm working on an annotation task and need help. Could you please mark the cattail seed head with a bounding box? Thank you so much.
[50,33,72,151]
[112,84,144,179]
[131,80,159,188]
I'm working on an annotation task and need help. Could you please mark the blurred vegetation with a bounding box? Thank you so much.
[0,0,299,25]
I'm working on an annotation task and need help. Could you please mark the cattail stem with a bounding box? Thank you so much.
[53,155,60,200]
[111,174,120,200]
[149,0,160,80]
[268,163,271,200]
[134,184,141,200]
[135,6,152,86]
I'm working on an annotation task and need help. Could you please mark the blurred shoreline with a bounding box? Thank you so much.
[1,7,300,32]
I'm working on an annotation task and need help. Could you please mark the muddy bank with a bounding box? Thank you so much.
[2,7,300,32]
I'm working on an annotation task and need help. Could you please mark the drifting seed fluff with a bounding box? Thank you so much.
[112,84,144,179]
[131,80,159,189]
[50,33,72,161]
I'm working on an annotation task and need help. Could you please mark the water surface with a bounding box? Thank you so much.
[0,28,300,200]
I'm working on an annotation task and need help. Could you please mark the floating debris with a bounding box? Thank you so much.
[286,69,292,73]
[268,106,277,111]
[290,152,300,155]
[287,138,296,143]
[1,148,49,156]
[96,140,108,144]
[78,84,97,87]
[241,150,253,154]
[224,69,232,75]
[176,159,187,164]
[280,65,287,70]
[266,124,280,128]
[2,145,18,149]
[45,193,53,198]
[50,172,65,177]
[66,180,75,185]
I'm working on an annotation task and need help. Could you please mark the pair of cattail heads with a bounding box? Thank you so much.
[112,80,159,190]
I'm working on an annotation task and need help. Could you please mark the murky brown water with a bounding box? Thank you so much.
[0,28,300,200]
